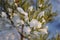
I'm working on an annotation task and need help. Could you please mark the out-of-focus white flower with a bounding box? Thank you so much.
[24,16,29,22]
[39,26,48,34]
[38,11,45,18]
[13,18,20,26]
[20,20,24,24]
[33,31,38,35]
[1,12,7,18]
[13,13,17,16]
[42,18,46,23]
[17,7,28,16]
[39,28,48,34]
[12,13,21,26]
[23,12,28,16]
[12,13,25,26]
[16,19,20,23]
[8,8,12,13]
[39,4,42,7]
[8,0,14,5]
[28,6,33,11]
[30,19,38,27]
[15,3,18,6]
[30,19,42,29]
[17,7,24,13]
[23,26,31,34]
[37,22,42,28]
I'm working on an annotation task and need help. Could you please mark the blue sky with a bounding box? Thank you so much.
[48,0,60,33]
[51,0,60,12]
[46,0,60,38]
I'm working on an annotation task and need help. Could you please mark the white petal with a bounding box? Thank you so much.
[39,28,48,34]
[16,19,20,23]
[23,26,31,34]
[42,18,46,23]
[8,8,12,12]
[28,6,33,11]
[38,11,45,18]
[17,7,24,13]
[17,7,28,16]
[39,4,42,7]
[15,3,18,6]
[33,31,38,35]
[24,16,29,21]
[12,13,21,26]
[30,19,38,27]
[20,20,24,24]
[8,0,14,5]
[1,12,7,17]
[37,22,42,28]
[23,12,28,16]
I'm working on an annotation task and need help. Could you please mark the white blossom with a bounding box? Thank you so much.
[39,26,48,34]
[8,8,12,13]
[20,20,24,24]
[17,7,24,13]
[23,26,31,34]
[33,31,39,35]
[1,12,7,18]
[16,19,20,24]
[38,11,45,18]
[39,28,48,34]
[42,18,46,23]
[37,22,42,28]
[28,6,33,11]
[14,0,18,6]
[12,13,21,26]
[23,12,28,16]
[17,7,28,16]
[24,16,29,22]
[30,19,38,27]
[13,13,20,23]
[12,13,25,26]
[39,4,42,7]
[8,0,14,5]
[30,19,42,29]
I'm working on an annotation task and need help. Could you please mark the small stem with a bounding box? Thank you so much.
[21,24,24,40]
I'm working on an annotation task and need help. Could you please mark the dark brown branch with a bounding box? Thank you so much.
[21,24,24,40]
